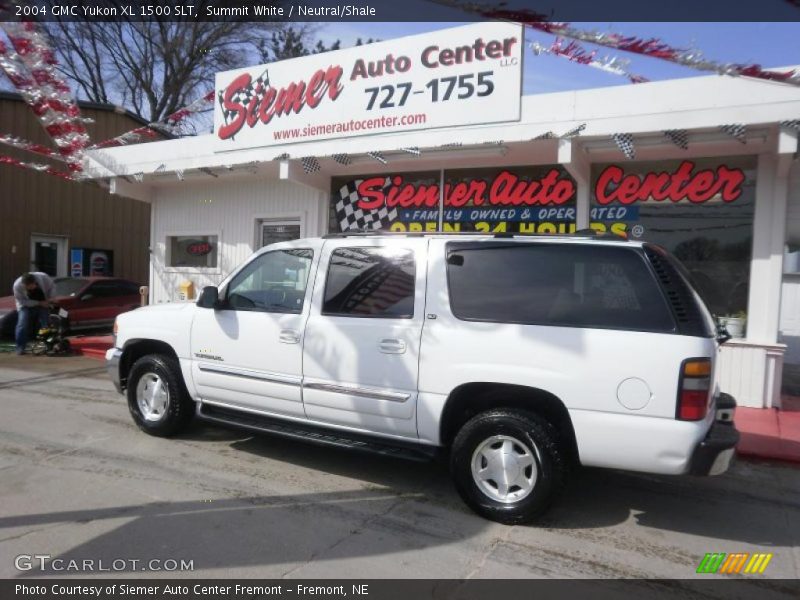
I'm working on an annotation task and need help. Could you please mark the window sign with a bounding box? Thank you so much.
[214,22,523,151]
[168,235,218,268]
[331,166,578,234]
[590,157,755,316]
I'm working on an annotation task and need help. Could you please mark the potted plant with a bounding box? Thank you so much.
[718,311,746,339]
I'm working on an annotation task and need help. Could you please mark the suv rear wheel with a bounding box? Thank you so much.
[451,409,567,524]
[127,354,194,437]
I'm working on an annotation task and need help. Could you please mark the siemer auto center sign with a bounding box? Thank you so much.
[214,22,523,150]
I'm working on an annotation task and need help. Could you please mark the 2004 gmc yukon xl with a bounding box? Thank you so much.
[107,233,739,523]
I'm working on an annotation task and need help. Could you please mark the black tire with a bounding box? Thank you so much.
[127,354,194,437]
[450,409,567,524]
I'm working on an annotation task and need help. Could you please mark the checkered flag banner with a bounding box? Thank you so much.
[301,156,320,174]
[560,123,586,139]
[400,147,421,155]
[612,133,636,160]
[366,151,387,164]
[720,123,747,144]
[780,120,800,133]
[331,153,352,165]
[132,172,144,182]
[273,152,290,161]
[663,129,689,150]
[335,177,398,232]
[218,69,269,126]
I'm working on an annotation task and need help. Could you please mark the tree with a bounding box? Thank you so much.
[256,26,375,63]
[3,12,374,132]
[44,16,284,125]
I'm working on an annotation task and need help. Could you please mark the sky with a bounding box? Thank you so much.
[314,21,800,95]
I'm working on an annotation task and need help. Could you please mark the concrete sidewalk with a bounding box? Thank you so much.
[735,396,800,464]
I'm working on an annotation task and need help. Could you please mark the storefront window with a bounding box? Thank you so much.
[330,165,577,234]
[590,156,756,317]
[167,235,218,268]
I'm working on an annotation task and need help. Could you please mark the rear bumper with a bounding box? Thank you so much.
[105,347,123,394]
[571,392,739,476]
[688,393,740,476]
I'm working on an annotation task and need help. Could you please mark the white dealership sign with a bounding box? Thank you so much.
[214,22,523,151]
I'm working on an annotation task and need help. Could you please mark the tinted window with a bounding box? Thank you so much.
[446,243,675,332]
[323,247,415,318]
[118,281,141,296]
[53,278,88,297]
[226,249,313,313]
[86,281,126,298]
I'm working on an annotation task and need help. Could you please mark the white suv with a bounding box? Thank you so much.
[107,233,738,523]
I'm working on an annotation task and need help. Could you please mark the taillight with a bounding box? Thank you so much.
[677,358,712,421]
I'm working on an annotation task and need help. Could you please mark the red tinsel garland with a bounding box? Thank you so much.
[91,91,216,149]
[428,0,800,87]
[0,153,74,181]
[0,22,91,171]
[0,133,66,160]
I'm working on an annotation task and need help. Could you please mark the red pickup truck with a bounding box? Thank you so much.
[0,277,141,338]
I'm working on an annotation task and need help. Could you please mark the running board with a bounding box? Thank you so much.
[198,403,439,462]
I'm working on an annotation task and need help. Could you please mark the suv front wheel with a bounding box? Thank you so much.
[451,409,567,524]
[127,354,194,437]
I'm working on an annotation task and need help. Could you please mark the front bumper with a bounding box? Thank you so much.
[688,393,740,476]
[105,347,123,394]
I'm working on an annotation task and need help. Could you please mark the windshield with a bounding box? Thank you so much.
[53,278,88,297]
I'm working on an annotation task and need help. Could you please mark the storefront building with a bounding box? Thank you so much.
[0,92,153,291]
[87,24,800,410]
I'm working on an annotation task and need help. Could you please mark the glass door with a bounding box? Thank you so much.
[30,235,67,277]
[260,219,301,248]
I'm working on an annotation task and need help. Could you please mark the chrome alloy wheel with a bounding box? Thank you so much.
[471,435,538,503]
[136,372,169,422]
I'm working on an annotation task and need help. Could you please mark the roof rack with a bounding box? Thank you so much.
[322,230,629,241]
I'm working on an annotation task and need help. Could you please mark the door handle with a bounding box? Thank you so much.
[379,338,406,354]
[279,329,301,344]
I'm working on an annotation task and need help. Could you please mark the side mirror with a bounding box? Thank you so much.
[197,286,220,309]
[716,322,731,345]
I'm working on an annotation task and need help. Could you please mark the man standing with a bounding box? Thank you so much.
[12,272,54,355]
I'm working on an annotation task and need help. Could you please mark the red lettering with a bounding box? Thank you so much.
[718,166,745,202]
[356,177,387,210]
[354,171,575,212]
[305,70,326,108]
[467,180,487,206]
[325,66,344,100]
[594,161,746,205]
[686,170,716,203]
[448,182,469,207]
[217,66,344,140]
[217,73,251,140]
[595,165,624,205]
[257,87,277,124]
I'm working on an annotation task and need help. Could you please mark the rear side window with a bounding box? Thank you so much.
[446,243,675,332]
[323,247,415,318]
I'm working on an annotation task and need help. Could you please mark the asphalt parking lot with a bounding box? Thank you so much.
[0,354,799,588]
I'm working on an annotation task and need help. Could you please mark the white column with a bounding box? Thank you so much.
[557,139,591,229]
[747,132,796,344]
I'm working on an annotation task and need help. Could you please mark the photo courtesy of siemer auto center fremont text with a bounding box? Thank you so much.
[0,1,799,598]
